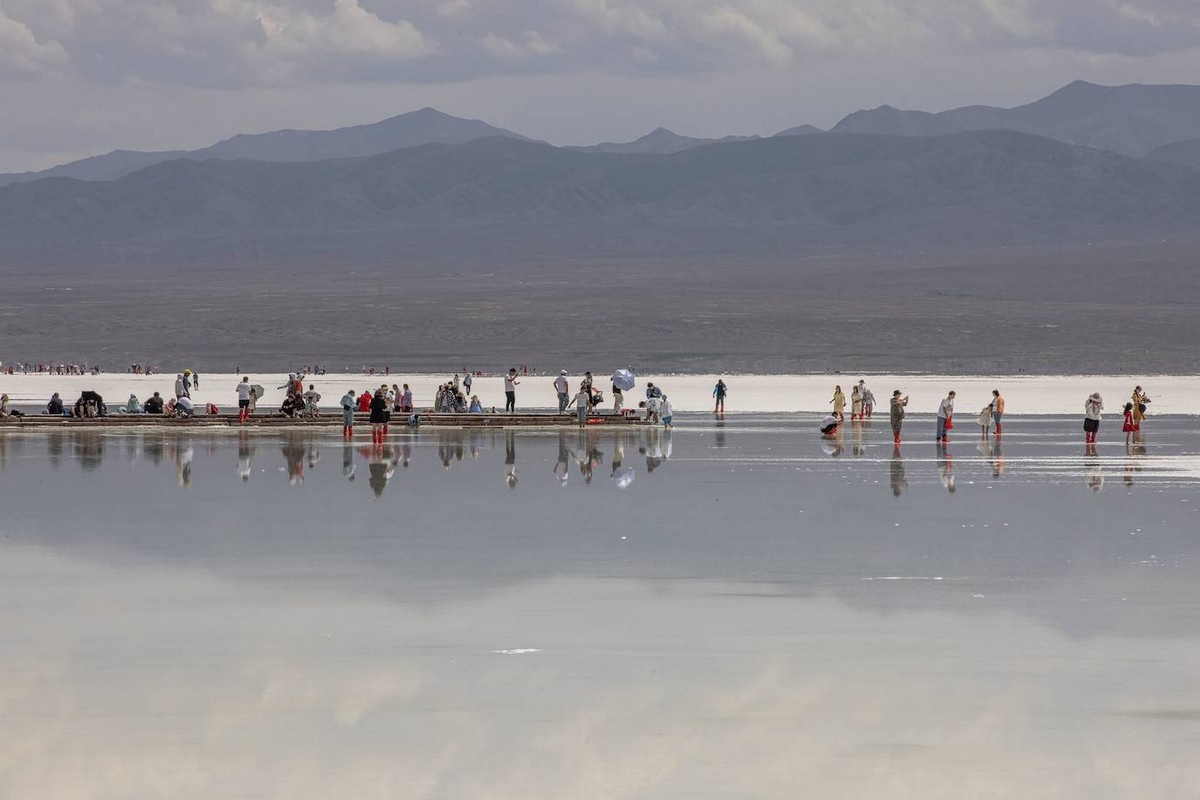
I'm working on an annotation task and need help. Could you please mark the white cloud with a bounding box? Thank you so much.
[482,29,562,60]
[0,9,69,76]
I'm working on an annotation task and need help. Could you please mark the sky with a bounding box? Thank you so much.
[1,0,1199,172]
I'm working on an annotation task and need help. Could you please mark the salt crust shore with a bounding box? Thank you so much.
[2,373,1196,416]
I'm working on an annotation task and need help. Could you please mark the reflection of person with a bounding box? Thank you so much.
[237,433,253,482]
[368,447,397,497]
[889,445,908,497]
[342,443,356,481]
[937,442,955,493]
[554,432,570,486]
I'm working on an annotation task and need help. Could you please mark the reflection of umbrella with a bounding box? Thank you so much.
[611,369,635,392]
[820,441,838,456]
[612,465,636,488]
[251,385,265,399]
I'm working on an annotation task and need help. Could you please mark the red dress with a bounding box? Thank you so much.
[1122,410,1137,433]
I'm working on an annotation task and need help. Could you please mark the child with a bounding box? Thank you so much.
[341,389,356,438]
[977,403,993,437]
[1122,401,1137,445]
[660,395,673,428]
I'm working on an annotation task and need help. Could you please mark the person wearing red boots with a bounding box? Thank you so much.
[236,376,252,423]
[341,389,357,439]
[1084,392,1104,444]
[369,386,390,445]
[889,390,908,444]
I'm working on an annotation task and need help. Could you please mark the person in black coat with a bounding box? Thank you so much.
[369,385,390,445]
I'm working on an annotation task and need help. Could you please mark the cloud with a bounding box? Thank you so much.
[482,30,562,60]
[0,9,70,76]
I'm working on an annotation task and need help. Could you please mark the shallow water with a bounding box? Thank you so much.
[2,415,1199,798]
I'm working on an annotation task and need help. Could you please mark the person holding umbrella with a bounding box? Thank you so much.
[612,366,636,415]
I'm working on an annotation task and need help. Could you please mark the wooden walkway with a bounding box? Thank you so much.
[0,411,648,430]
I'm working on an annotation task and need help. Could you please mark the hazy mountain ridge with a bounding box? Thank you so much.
[832,81,1200,156]
[0,108,530,187]
[2,129,1198,267]
[568,127,759,155]
[1144,139,1200,169]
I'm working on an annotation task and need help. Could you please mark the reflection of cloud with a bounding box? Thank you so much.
[2,547,1198,798]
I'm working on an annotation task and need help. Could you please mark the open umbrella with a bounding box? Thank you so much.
[612,465,636,488]
[611,368,635,392]
[251,385,265,399]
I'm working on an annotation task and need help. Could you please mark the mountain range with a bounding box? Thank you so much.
[4,80,1200,267]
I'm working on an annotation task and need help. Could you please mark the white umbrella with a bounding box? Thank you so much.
[611,368,636,392]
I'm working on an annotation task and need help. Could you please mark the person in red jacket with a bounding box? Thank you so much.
[358,389,373,413]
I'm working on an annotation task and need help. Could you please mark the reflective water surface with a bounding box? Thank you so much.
[2,414,1199,798]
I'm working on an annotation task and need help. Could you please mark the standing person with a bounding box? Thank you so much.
[977,402,993,438]
[554,370,570,414]
[890,390,909,445]
[713,379,727,413]
[370,387,390,445]
[1122,402,1137,445]
[1131,386,1150,427]
[400,384,413,412]
[830,385,846,422]
[303,384,322,417]
[582,371,596,409]
[341,389,357,438]
[174,373,189,400]
[391,383,401,412]
[504,368,520,413]
[236,376,252,423]
[193,371,200,390]
[572,383,591,427]
[1084,392,1104,444]
[936,391,956,442]
[991,389,1005,435]
[661,395,674,428]
[358,389,372,413]
[646,382,662,400]
[862,383,876,418]
[850,384,864,420]
[463,372,473,398]
[612,381,624,414]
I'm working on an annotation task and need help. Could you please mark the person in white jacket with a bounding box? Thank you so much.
[1084,393,1103,444]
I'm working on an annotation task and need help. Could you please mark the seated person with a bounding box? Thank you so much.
[47,392,66,415]
[119,394,143,413]
[468,395,483,413]
[453,392,468,413]
[143,392,165,414]
[175,396,196,417]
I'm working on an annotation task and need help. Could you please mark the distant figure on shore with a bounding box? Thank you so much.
[505,368,520,413]
[555,370,570,413]
[890,446,908,496]
[193,372,200,390]
[341,389,356,438]
[862,383,876,418]
[830,385,846,422]
[1122,402,1137,444]
[991,389,1005,435]
[1084,392,1104,444]
[1131,385,1150,427]
[237,377,252,423]
[890,390,908,444]
[937,391,956,442]
[713,379,727,413]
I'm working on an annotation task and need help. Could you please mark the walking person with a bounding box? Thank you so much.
[1131,386,1150,428]
[463,372,473,397]
[862,384,876,418]
[831,385,846,422]
[1084,392,1104,445]
[661,395,674,428]
[850,384,864,421]
[713,379,727,413]
[341,389,357,439]
[554,370,570,414]
[936,391,956,442]
[572,383,591,427]
[504,368,520,413]
[1122,402,1137,445]
[890,390,909,445]
[991,389,1005,435]
[236,376,253,423]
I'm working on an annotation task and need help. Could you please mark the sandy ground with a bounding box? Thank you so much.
[2,372,1195,416]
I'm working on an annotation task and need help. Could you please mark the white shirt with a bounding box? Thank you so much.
[554,375,568,393]
[236,383,252,401]
[938,397,954,419]
[661,400,673,417]
[504,375,517,391]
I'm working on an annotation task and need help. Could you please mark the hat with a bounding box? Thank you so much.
[560,369,567,375]
[893,389,901,396]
